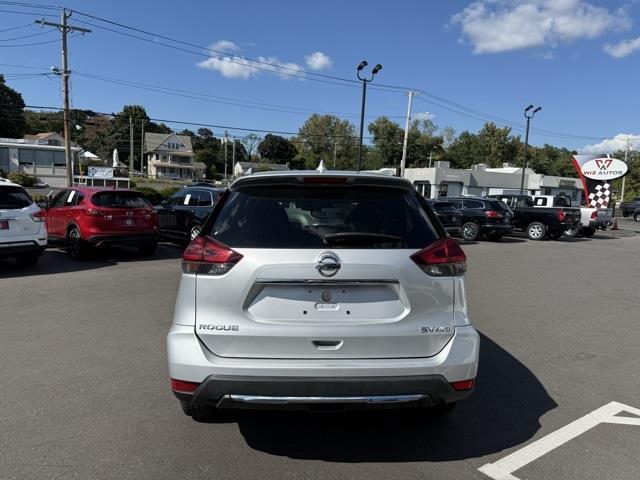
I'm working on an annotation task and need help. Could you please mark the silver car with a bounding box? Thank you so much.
[166,171,479,420]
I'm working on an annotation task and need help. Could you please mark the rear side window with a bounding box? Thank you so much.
[208,187,438,249]
[463,200,484,209]
[0,186,32,209]
[92,191,151,208]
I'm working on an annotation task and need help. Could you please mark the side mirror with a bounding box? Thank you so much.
[37,200,49,209]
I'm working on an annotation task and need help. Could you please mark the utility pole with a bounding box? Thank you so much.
[224,130,228,182]
[400,90,416,178]
[232,136,236,174]
[129,116,134,178]
[36,10,90,187]
[620,136,630,204]
[140,122,145,177]
[520,105,542,194]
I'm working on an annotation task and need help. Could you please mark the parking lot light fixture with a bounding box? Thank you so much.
[520,104,542,194]
[356,60,382,172]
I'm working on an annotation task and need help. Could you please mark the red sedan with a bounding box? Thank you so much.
[43,187,159,259]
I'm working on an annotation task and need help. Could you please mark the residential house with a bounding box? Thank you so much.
[144,132,205,180]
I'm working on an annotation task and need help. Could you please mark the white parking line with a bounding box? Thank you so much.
[479,401,640,480]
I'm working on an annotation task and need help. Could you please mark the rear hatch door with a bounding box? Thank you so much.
[194,179,456,360]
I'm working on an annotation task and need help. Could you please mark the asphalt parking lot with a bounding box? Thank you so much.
[1,233,639,480]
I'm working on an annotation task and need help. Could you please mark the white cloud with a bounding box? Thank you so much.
[198,41,305,80]
[603,36,640,58]
[451,0,631,54]
[305,51,333,70]
[210,40,241,53]
[413,111,436,121]
[582,133,640,154]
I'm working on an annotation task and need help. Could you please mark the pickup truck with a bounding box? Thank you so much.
[533,195,613,237]
[620,197,640,221]
[488,194,581,240]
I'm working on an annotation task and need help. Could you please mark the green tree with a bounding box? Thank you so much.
[368,117,403,168]
[0,75,26,138]
[295,114,357,169]
[257,134,297,163]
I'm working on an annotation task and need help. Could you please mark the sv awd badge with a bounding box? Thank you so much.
[199,324,239,332]
[421,326,452,334]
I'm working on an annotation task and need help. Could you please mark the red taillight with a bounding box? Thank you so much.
[84,208,105,217]
[170,378,200,394]
[591,210,598,219]
[410,237,467,277]
[485,210,503,219]
[30,209,46,222]
[182,235,243,275]
[557,209,566,221]
[450,379,475,391]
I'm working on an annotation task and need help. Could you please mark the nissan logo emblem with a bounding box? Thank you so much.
[316,253,341,278]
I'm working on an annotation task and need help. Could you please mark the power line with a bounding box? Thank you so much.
[0,22,32,32]
[0,28,53,41]
[73,71,406,120]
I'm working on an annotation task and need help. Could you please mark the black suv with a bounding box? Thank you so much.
[155,184,225,245]
[446,196,514,241]
[426,200,463,237]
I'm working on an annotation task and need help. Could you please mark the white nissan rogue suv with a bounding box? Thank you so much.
[166,171,479,420]
[0,180,47,266]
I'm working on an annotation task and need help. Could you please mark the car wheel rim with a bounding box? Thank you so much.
[462,224,477,240]
[190,226,201,240]
[530,225,543,238]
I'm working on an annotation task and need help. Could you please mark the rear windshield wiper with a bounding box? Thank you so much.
[322,232,404,246]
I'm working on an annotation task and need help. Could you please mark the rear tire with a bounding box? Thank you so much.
[138,241,158,257]
[563,227,579,238]
[428,402,457,415]
[461,222,479,241]
[67,227,89,260]
[180,401,229,422]
[527,222,547,241]
[549,231,563,240]
[634,213,640,222]
[15,253,40,267]
[582,227,596,237]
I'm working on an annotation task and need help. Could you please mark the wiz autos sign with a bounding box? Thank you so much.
[572,155,628,208]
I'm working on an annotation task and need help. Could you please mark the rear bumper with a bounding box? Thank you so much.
[167,324,480,408]
[0,240,46,258]
[86,232,158,246]
[180,374,473,409]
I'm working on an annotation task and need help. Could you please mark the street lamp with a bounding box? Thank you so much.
[356,60,382,171]
[520,104,542,194]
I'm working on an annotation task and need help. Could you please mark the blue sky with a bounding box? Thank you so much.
[1,0,639,152]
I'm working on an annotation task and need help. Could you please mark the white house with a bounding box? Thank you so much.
[144,132,205,180]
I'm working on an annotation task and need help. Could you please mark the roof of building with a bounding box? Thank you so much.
[144,132,193,152]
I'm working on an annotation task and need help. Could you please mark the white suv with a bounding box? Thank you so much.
[167,171,479,420]
[0,181,47,266]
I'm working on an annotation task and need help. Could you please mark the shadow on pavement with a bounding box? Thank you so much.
[234,333,556,462]
[0,244,181,278]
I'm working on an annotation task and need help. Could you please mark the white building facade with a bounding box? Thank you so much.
[145,132,205,180]
[404,161,584,204]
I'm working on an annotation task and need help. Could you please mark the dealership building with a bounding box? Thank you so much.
[400,161,584,204]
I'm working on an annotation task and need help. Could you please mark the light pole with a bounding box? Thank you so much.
[356,60,382,171]
[520,104,542,194]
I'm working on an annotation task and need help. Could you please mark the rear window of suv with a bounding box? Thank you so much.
[92,191,151,208]
[209,187,438,249]
[0,186,32,209]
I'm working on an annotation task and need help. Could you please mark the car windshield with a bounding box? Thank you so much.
[91,191,151,208]
[208,186,438,249]
[0,186,33,209]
